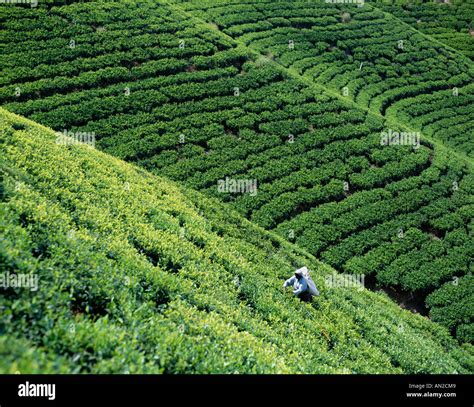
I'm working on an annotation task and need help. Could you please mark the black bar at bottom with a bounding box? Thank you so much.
[0,374,472,406]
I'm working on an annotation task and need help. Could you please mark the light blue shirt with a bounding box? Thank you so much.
[283,275,308,295]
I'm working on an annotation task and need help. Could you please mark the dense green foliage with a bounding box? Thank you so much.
[427,274,474,345]
[1,108,473,373]
[373,1,474,154]
[375,1,474,60]
[178,0,474,156]
[0,0,472,343]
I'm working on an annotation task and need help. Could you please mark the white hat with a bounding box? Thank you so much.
[295,266,307,276]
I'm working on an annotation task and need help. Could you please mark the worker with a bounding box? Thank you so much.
[283,267,319,302]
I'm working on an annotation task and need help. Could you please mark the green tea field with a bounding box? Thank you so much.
[0,0,473,375]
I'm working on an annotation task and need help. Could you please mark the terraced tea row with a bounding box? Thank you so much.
[375,1,474,60]
[0,0,472,342]
[177,0,474,156]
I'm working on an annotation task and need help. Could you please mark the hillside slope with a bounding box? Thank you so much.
[1,108,473,373]
[0,0,473,343]
[374,1,474,61]
[177,0,474,156]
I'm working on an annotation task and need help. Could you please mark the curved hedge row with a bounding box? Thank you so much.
[177,0,474,156]
[375,1,474,60]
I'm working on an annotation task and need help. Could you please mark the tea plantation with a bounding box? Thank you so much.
[375,0,474,60]
[0,0,473,372]
[178,0,473,155]
[1,108,473,373]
